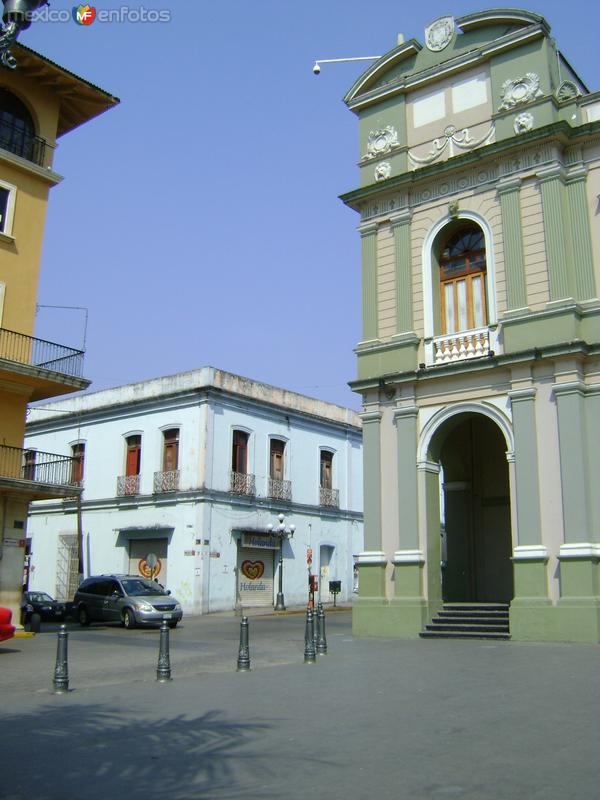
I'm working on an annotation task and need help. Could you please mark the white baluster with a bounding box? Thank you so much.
[474,334,483,357]
[482,332,490,355]
[450,338,460,361]
[466,335,475,358]
[458,337,467,359]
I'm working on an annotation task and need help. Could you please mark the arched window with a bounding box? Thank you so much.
[0,88,37,162]
[438,223,487,335]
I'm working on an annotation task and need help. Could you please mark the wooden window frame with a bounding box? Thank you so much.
[232,430,249,475]
[125,435,142,477]
[439,226,487,335]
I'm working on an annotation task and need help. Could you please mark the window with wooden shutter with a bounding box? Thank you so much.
[71,443,85,484]
[125,435,141,477]
[320,451,333,489]
[162,429,179,472]
[439,225,487,335]
[270,439,285,480]
[232,430,248,474]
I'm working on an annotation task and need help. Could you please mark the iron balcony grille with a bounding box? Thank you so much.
[153,470,180,493]
[0,445,77,486]
[320,486,339,508]
[268,477,292,501]
[230,470,256,496]
[0,327,84,379]
[0,120,47,167]
[117,474,140,497]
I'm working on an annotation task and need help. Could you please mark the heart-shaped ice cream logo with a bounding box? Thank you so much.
[241,560,264,580]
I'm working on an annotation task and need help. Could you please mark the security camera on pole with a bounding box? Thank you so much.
[268,513,295,612]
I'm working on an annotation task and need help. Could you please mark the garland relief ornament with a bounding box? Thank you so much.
[514,112,534,134]
[499,73,543,111]
[374,162,391,182]
[408,123,495,166]
[365,125,398,159]
[425,16,455,52]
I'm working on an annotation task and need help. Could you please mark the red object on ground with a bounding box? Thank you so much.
[0,606,16,642]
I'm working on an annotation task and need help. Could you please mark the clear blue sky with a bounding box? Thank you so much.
[23,0,597,410]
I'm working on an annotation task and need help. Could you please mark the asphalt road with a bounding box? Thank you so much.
[2,611,600,800]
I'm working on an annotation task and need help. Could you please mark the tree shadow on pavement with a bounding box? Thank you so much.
[1,704,275,800]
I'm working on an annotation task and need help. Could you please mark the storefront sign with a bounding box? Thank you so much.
[3,538,24,547]
[241,533,280,550]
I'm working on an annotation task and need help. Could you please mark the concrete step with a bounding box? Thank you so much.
[443,603,509,613]
[419,630,511,640]
[425,623,509,633]
[437,614,509,625]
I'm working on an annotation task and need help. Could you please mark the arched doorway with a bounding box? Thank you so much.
[428,412,514,605]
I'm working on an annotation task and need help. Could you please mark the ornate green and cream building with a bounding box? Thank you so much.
[343,9,600,642]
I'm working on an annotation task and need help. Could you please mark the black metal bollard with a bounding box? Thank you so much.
[237,615,251,672]
[53,624,69,694]
[304,607,316,664]
[156,619,172,683]
[316,603,328,655]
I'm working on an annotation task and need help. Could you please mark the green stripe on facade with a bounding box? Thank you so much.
[360,225,378,342]
[391,211,413,334]
[509,389,542,545]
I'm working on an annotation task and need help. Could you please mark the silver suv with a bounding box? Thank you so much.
[74,575,183,629]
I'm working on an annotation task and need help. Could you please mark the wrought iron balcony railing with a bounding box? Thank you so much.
[0,120,47,167]
[320,486,339,508]
[230,470,256,496]
[0,327,84,379]
[0,445,77,487]
[117,474,140,497]
[153,470,180,493]
[268,477,292,502]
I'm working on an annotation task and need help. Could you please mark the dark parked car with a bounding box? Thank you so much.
[21,591,69,624]
[74,574,183,629]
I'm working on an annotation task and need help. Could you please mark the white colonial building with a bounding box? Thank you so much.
[24,368,363,614]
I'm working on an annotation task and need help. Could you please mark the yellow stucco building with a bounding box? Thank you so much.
[0,42,117,621]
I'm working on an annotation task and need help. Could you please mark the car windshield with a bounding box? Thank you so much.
[121,579,168,597]
[28,592,54,603]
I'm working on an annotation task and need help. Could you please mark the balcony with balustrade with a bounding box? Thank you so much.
[117,474,140,497]
[267,477,292,502]
[230,471,256,497]
[320,486,339,508]
[0,444,80,499]
[0,327,90,400]
[0,117,48,168]
[153,470,180,494]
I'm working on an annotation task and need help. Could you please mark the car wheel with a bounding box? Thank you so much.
[168,621,178,629]
[78,606,90,626]
[122,609,136,629]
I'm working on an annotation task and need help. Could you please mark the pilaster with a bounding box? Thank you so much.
[360,410,383,553]
[360,223,379,343]
[393,406,418,551]
[390,210,413,335]
[553,381,590,543]
[508,388,542,546]
[537,164,572,303]
[497,177,527,311]
[565,165,596,302]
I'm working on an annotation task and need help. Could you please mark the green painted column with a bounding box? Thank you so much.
[565,166,596,302]
[508,389,552,641]
[360,410,382,552]
[508,389,542,545]
[537,165,572,302]
[585,387,600,541]
[360,223,378,343]
[497,177,527,311]
[394,407,418,549]
[554,383,600,642]
[554,382,590,543]
[390,210,413,334]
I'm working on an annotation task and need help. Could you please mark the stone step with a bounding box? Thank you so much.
[442,603,509,613]
[425,622,509,633]
[437,613,509,624]
[419,630,511,640]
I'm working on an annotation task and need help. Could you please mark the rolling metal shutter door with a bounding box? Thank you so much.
[237,547,274,607]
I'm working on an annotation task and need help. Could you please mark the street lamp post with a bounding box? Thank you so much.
[269,513,295,611]
[0,1,48,70]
